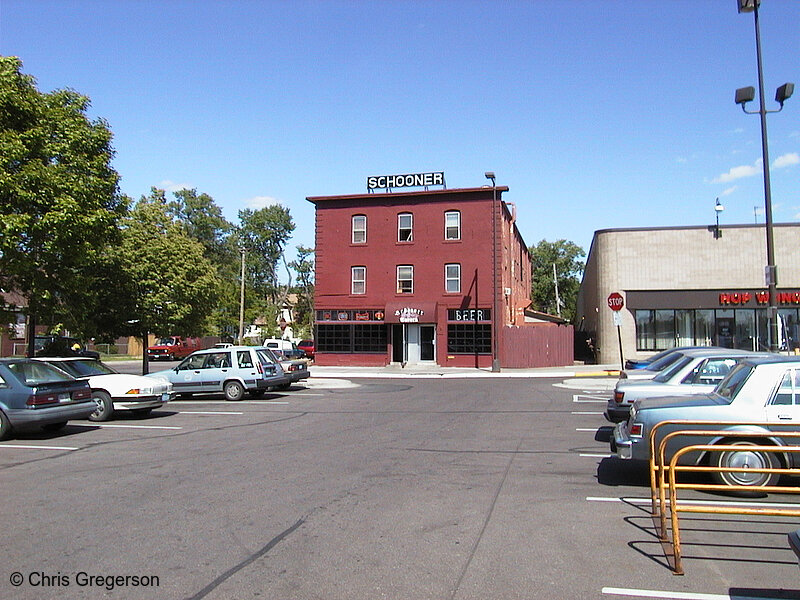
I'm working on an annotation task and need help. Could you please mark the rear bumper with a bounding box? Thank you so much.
[612,422,634,460]
[7,401,97,428]
[604,404,631,423]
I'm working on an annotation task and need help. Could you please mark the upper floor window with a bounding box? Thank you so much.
[351,266,366,295]
[352,215,367,244]
[444,211,461,240]
[397,265,414,294]
[445,263,461,293]
[398,213,413,242]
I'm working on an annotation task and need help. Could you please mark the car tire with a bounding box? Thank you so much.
[132,408,153,417]
[224,380,244,401]
[42,421,67,432]
[89,390,114,422]
[711,440,779,493]
[0,410,12,441]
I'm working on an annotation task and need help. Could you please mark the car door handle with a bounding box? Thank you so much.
[778,415,793,420]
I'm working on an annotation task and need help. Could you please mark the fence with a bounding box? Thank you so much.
[500,323,573,368]
[646,420,800,574]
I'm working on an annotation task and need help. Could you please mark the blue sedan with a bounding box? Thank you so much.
[0,359,95,440]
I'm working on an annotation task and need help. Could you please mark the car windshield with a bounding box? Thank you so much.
[8,361,74,385]
[645,351,685,373]
[714,363,754,401]
[652,355,693,383]
[54,360,116,377]
[157,337,178,346]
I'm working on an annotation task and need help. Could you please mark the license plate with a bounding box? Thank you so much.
[161,393,170,403]
[58,393,70,403]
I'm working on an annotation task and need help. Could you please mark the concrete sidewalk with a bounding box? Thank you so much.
[309,362,621,379]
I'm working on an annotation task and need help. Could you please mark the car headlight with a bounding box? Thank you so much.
[125,387,154,395]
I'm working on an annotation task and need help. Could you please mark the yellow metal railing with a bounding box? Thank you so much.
[643,420,800,574]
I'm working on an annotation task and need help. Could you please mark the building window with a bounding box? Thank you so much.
[447,324,491,354]
[351,266,366,295]
[445,263,461,293]
[397,265,413,294]
[352,215,366,244]
[444,211,460,240]
[316,324,387,354]
[398,213,413,242]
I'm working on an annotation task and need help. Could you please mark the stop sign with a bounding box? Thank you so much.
[607,292,624,311]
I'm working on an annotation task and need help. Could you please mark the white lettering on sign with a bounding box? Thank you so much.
[396,307,424,323]
[367,172,444,190]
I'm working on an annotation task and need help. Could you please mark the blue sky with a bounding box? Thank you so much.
[1,0,798,266]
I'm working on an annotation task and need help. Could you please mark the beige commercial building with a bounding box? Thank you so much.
[576,223,800,365]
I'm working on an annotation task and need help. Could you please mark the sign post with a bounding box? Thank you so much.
[608,292,625,370]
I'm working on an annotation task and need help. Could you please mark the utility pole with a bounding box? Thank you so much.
[238,249,246,344]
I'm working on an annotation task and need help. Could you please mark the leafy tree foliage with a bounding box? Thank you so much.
[529,239,585,322]
[116,191,220,371]
[288,245,315,337]
[0,56,126,341]
[238,204,295,303]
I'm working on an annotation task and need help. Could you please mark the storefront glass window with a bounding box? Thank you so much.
[694,310,714,346]
[675,310,694,347]
[654,310,675,350]
[715,309,735,348]
[636,310,655,351]
[780,309,800,351]
[734,309,756,351]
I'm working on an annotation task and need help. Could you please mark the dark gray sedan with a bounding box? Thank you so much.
[0,358,95,440]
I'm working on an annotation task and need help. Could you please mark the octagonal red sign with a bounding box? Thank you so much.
[607,292,624,311]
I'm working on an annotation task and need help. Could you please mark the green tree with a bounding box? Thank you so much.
[117,191,220,373]
[0,56,126,349]
[529,239,585,322]
[289,245,315,337]
[238,204,295,304]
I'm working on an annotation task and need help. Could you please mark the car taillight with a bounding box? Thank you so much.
[73,388,91,400]
[27,393,59,406]
[614,391,624,404]
[629,423,643,437]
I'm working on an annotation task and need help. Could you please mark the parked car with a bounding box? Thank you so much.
[605,349,771,423]
[612,355,800,489]
[34,335,100,360]
[789,529,800,569]
[147,336,202,361]
[619,346,723,381]
[624,346,705,370]
[263,339,306,360]
[261,348,309,390]
[0,358,95,440]
[33,357,173,421]
[297,339,315,359]
[147,345,288,401]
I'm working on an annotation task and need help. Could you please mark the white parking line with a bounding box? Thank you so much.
[178,411,244,415]
[0,444,78,451]
[579,453,612,458]
[573,394,609,403]
[576,428,600,432]
[72,424,182,430]
[571,411,604,415]
[602,587,783,600]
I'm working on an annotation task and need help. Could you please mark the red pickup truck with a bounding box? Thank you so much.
[147,336,201,361]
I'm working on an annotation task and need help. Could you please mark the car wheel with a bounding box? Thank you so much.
[224,381,244,401]
[42,421,67,432]
[132,408,153,417]
[89,390,114,422]
[0,410,13,441]
[711,440,779,492]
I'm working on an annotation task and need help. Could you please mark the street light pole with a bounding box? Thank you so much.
[485,172,500,372]
[736,0,794,352]
[238,248,246,344]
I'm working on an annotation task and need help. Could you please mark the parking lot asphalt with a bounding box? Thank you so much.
[3,374,800,600]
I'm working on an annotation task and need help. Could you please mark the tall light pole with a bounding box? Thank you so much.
[735,0,794,352]
[238,248,246,344]
[485,171,500,372]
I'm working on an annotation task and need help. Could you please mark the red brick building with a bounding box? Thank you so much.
[307,177,573,368]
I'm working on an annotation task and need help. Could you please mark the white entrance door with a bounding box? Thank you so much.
[404,324,435,364]
[406,324,421,363]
